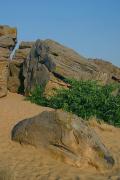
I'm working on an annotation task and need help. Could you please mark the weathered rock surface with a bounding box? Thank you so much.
[13,41,34,61]
[12,109,115,170]
[0,25,17,53]
[0,25,17,97]
[23,39,120,95]
[8,41,34,93]
[23,40,53,94]
[0,34,118,96]
[0,25,16,38]
[8,60,24,93]
[0,60,9,97]
[90,58,120,83]
[0,47,10,58]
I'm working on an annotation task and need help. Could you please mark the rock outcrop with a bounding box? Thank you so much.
[0,25,17,97]
[23,39,120,96]
[89,58,120,83]
[0,60,9,97]
[8,60,24,93]
[8,41,34,93]
[0,25,17,58]
[12,109,114,170]
[1,25,120,96]
[13,41,34,61]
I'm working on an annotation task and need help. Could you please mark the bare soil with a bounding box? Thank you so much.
[0,92,120,180]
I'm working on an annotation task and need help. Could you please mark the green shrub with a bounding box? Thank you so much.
[27,79,120,127]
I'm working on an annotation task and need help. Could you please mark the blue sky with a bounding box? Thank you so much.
[0,0,120,66]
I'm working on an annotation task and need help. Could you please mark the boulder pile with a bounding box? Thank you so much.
[8,41,34,93]
[23,39,120,96]
[0,25,17,97]
[0,25,17,59]
[0,24,120,97]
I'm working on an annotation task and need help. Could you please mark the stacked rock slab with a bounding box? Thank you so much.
[89,58,120,83]
[13,41,34,61]
[0,25,17,58]
[0,25,17,97]
[23,39,119,96]
[8,41,34,93]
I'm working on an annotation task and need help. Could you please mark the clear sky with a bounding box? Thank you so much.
[0,0,120,66]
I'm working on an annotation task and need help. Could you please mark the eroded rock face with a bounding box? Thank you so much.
[23,39,120,96]
[13,41,34,61]
[0,25,17,57]
[23,40,51,94]
[0,25,17,97]
[12,110,115,170]
[23,39,97,94]
[90,58,120,83]
[8,60,24,93]
[0,60,9,97]
[8,41,34,93]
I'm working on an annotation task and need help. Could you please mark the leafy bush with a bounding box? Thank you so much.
[27,79,120,127]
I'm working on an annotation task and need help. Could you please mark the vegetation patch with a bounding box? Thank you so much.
[27,79,120,127]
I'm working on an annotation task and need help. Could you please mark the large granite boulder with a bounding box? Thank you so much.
[12,109,114,170]
[23,40,53,94]
[0,47,10,58]
[0,60,9,97]
[23,39,117,95]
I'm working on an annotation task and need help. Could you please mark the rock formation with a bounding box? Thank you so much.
[0,25,17,58]
[13,41,34,61]
[0,60,9,97]
[0,24,120,97]
[12,109,114,170]
[8,41,34,93]
[0,25,17,97]
[89,58,120,83]
[23,39,120,96]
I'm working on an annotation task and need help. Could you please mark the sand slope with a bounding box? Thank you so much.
[0,92,120,180]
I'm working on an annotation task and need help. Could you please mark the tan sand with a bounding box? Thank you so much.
[0,92,120,180]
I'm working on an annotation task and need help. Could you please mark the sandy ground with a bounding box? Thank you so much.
[0,92,120,180]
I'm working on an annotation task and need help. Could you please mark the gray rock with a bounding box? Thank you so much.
[23,62,50,95]
[23,41,51,94]
[24,39,120,95]
[8,41,34,93]
[12,109,115,170]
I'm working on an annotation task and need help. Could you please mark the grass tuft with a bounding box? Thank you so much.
[27,79,120,127]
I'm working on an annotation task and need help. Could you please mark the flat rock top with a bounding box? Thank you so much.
[0,25,17,38]
[0,92,120,179]
[19,41,35,49]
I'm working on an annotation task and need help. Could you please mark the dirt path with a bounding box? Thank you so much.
[0,92,120,180]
